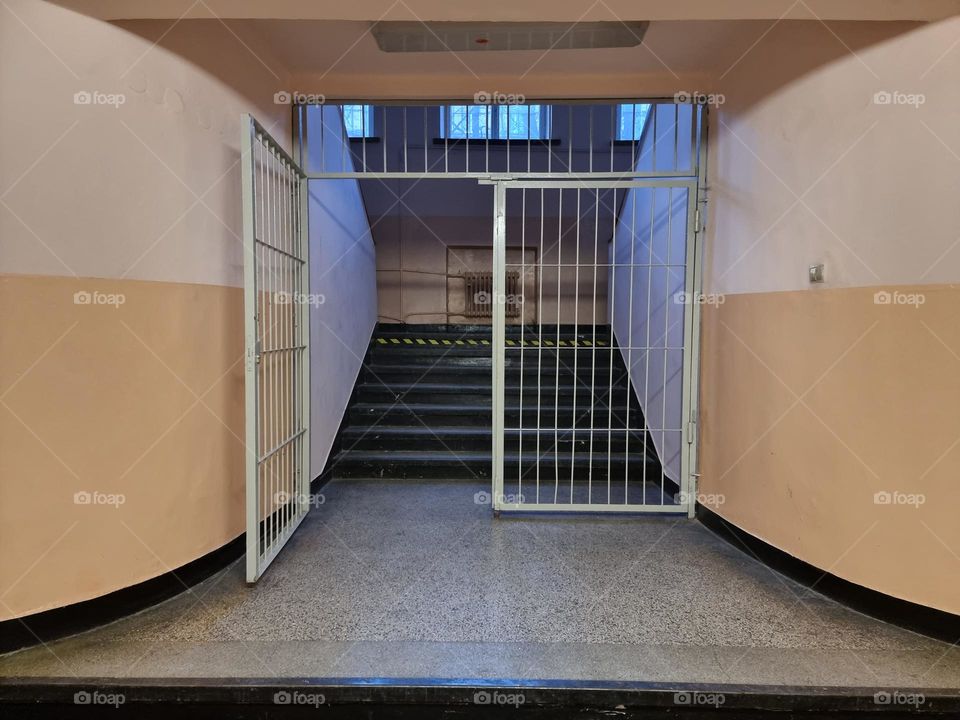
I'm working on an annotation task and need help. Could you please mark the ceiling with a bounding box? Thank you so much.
[51,0,960,21]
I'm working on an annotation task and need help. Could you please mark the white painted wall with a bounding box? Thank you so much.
[706,19,960,296]
[609,103,695,484]
[0,2,290,286]
[306,105,377,477]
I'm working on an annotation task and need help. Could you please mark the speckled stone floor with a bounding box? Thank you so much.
[2,479,958,687]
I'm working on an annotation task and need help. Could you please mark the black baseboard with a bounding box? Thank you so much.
[0,535,245,655]
[697,505,960,644]
[3,678,960,719]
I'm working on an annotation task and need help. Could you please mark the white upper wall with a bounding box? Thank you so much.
[0,0,290,287]
[706,18,960,295]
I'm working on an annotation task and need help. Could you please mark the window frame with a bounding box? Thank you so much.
[614,103,652,142]
[440,104,552,141]
[341,104,376,139]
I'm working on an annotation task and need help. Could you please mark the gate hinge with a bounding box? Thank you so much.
[694,208,702,232]
[687,420,696,443]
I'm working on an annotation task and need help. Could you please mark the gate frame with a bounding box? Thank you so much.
[291,100,709,519]
[485,177,704,516]
[242,113,312,583]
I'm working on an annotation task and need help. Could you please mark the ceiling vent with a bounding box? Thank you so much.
[371,21,649,52]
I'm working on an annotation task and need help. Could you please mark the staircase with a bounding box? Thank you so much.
[325,324,670,501]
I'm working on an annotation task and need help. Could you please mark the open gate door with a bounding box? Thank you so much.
[241,114,311,582]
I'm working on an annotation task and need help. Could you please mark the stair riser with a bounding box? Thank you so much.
[331,458,658,481]
[349,407,639,426]
[363,367,634,386]
[356,387,641,406]
[343,434,653,452]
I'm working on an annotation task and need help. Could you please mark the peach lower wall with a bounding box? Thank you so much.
[698,284,960,615]
[0,274,245,621]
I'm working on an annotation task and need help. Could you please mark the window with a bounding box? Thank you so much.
[615,103,651,141]
[342,104,375,138]
[440,104,551,140]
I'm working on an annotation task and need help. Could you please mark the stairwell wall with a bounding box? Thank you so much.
[305,106,378,478]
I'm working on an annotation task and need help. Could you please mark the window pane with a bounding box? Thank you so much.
[496,105,547,139]
[343,104,373,138]
[616,103,651,141]
[445,105,490,138]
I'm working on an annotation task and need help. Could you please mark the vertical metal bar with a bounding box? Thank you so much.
[536,188,545,501]
[641,185,656,502]
[588,105,594,174]
[554,188,562,502]
[382,106,388,172]
[588,188,600,502]
[569,189,580,501]
[403,106,409,173]
[609,103,615,173]
[605,189,616,503]
[485,105,490,173]
[673,104,679,172]
[506,105,511,174]
[518,188,526,498]
[491,182,507,511]
[526,104,532,173]
[682,104,708,517]
[625,183,638,505]
[361,105,368,171]
[299,168,311,513]
[267,145,276,556]
[661,186,673,504]
[242,115,259,583]
[338,106,346,172]
[652,103,658,171]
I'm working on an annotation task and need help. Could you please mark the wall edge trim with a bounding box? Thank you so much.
[0,535,245,655]
[697,505,960,644]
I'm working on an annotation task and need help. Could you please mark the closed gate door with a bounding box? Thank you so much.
[241,115,311,582]
[489,179,700,515]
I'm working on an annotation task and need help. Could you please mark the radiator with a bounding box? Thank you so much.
[463,271,521,319]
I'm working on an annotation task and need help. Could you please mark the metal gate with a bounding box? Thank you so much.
[241,114,311,582]
[489,179,701,515]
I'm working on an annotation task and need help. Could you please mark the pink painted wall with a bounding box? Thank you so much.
[700,18,960,613]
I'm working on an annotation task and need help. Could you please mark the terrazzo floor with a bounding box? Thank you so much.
[2,479,958,688]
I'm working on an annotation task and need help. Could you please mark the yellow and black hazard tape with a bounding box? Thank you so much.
[375,337,608,347]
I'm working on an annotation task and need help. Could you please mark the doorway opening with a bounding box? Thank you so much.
[244,99,707,578]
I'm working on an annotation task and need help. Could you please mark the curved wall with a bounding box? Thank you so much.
[699,18,960,614]
[0,0,290,620]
